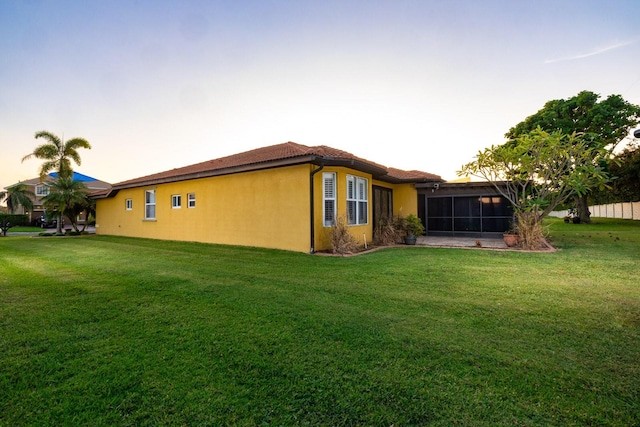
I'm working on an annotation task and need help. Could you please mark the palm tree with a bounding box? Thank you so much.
[79,197,96,232]
[41,177,89,234]
[22,131,91,181]
[0,183,35,214]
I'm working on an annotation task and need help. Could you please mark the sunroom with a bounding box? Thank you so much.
[416,182,513,238]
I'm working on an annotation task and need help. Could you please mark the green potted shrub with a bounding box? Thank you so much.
[403,214,425,245]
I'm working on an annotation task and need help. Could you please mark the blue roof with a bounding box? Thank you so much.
[49,172,97,182]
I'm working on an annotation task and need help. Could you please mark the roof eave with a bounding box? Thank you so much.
[89,189,119,199]
[322,158,388,177]
[414,180,509,189]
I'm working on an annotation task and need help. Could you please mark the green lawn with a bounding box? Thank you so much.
[6,226,42,232]
[1,218,638,426]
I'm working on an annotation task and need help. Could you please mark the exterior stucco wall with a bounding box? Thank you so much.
[311,174,417,251]
[314,167,374,251]
[387,182,418,217]
[96,164,421,252]
[96,164,312,252]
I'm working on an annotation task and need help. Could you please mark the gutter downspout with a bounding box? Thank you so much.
[309,163,324,254]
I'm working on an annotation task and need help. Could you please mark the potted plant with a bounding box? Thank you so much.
[503,225,519,247]
[403,214,425,245]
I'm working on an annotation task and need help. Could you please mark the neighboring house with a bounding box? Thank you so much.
[92,142,443,253]
[5,172,111,225]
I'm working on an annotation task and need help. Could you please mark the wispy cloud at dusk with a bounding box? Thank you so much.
[545,39,638,64]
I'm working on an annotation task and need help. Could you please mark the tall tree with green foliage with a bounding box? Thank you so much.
[459,128,610,249]
[0,183,35,214]
[22,131,91,181]
[41,177,89,234]
[505,91,640,223]
[590,143,640,204]
[608,143,640,202]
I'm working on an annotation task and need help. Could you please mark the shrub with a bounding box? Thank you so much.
[373,214,426,245]
[0,214,29,227]
[404,214,425,237]
[515,212,546,250]
[328,216,359,254]
[373,215,403,245]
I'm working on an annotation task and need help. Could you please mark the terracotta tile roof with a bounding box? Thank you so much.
[90,188,112,198]
[101,142,441,195]
[385,167,442,182]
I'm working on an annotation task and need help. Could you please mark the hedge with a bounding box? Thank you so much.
[0,214,29,227]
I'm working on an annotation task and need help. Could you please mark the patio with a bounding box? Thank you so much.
[417,235,508,249]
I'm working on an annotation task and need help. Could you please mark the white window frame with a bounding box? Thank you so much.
[145,190,156,220]
[187,193,196,208]
[172,194,182,209]
[346,175,368,225]
[322,172,336,227]
[125,199,133,210]
[36,184,49,196]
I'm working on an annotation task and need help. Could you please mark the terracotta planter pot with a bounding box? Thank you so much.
[503,233,519,247]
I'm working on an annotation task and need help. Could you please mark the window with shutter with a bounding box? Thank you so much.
[323,172,336,226]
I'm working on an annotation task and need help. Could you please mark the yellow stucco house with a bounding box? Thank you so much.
[92,142,442,253]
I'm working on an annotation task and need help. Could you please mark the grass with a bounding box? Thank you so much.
[1,218,638,426]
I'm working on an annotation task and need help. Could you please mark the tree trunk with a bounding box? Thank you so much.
[576,195,591,224]
[56,211,64,235]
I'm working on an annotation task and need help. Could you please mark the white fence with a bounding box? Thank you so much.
[550,201,640,221]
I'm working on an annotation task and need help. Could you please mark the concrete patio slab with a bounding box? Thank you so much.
[416,236,508,249]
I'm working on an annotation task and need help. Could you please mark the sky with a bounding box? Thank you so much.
[2,0,640,194]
